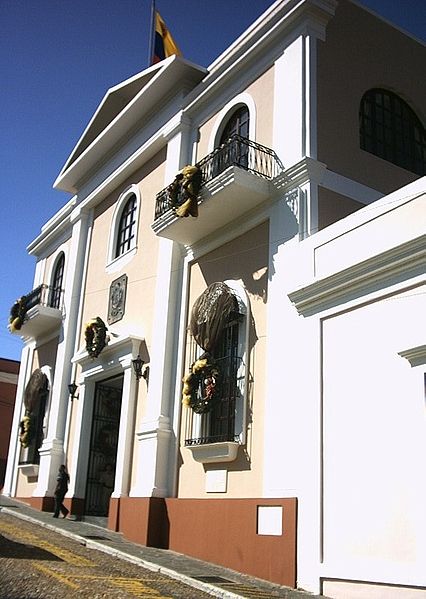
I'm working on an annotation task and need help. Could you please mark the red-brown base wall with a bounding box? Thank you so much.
[17,495,297,588]
[113,497,297,588]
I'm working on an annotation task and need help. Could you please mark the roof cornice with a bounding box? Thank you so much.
[54,57,206,194]
[184,0,337,116]
[27,196,77,256]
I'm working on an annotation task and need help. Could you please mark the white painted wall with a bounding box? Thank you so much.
[321,289,426,587]
[279,179,426,595]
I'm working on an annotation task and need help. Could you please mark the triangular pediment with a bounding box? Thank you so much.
[62,63,164,173]
[54,56,207,193]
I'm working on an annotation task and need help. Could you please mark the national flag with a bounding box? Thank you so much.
[152,10,181,64]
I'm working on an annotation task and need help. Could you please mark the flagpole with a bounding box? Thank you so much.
[148,0,156,66]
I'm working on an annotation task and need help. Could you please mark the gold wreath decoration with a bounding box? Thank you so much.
[19,414,33,448]
[168,164,202,218]
[84,317,108,358]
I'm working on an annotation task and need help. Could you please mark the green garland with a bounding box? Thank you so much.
[182,356,220,414]
[9,296,27,332]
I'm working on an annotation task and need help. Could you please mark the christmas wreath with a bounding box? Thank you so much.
[85,317,108,358]
[9,296,27,332]
[182,354,220,414]
[19,413,33,448]
[168,164,202,218]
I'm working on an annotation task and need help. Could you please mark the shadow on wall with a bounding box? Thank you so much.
[197,222,270,304]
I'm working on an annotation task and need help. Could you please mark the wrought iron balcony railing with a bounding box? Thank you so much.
[9,284,64,335]
[25,284,64,311]
[155,135,284,220]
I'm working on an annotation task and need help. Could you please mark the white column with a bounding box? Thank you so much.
[111,361,137,497]
[273,37,305,168]
[67,379,94,499]
[274,31,319,237]
[132,126,190,498]
[2,344,33,496]
[303,33,318,160]
[34,208,92,497]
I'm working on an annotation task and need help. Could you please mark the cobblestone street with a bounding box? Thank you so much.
[0,513,214,599]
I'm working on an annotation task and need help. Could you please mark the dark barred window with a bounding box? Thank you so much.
[49,252,64,309]
[220,105,250,144]
[208,316,241,443]
[184,282,248,450]
[360,89,426,176]
[185,316,242,446]
[115,195,137,258]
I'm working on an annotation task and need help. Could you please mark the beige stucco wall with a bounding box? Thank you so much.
[75,148,166,488]
[42,238,72,287]
[80,148,166,354]
[317,0,425,194]
[33,337,59,373]
[177,221,269,498]
[196,66,275,160]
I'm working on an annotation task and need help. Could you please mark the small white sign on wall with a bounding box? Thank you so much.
[257,506,283,536]
[205,469,228,493]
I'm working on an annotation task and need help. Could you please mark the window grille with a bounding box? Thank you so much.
[185,315,243,446]
[115,195,137,257]
[220,106,250,144]
[49,253,65,309]
[219,106,250,171]
[360,88,426,176]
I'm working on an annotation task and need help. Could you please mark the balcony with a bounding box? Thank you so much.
[152,135,284,245]
[9,284,64,339]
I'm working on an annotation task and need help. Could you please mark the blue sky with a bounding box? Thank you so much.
[0,0,425,361]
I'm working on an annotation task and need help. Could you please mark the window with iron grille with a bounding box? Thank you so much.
[115,194,137,258]
[183,278,251,453]
[360,88,426,176]
[216,105,250,173]
[219,105,250,144]
[49,252,64,309]
[185,315,243,447]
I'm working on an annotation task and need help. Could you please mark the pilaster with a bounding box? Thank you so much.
[34,207,92,497]
[133,126,190,498]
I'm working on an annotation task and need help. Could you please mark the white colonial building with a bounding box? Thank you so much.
[4,0,425,596]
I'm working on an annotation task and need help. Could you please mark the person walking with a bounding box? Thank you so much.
[53,464,69,518]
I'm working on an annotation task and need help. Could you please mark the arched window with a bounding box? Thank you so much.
[184,281,249,459]
[115,194,137,258]
[49,252,65,309]
[211,105,251,175]
[107,186,140,272]
[219,105,250,145]
[360,89,426,175]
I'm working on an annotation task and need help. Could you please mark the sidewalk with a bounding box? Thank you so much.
[0,495,324,599]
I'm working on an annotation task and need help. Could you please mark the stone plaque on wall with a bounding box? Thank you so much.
[108,274,127,325]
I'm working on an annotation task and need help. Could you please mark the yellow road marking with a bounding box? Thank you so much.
[32,562,80,590]
[111,578,172,597]
[0,521,94,567]
[33,568,173,598]
[1,519,184,598]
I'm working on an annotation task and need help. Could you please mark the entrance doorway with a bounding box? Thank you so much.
[85,375,123,517]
